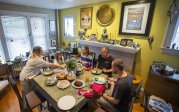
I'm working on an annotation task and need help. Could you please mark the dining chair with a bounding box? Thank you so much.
[10,60,27,78]
[8,76,45,112]
[128,80,143,112]
[0,64,10,96]
[89,52,97,68]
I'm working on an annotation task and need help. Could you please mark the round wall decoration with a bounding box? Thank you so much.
[96,5,115,26]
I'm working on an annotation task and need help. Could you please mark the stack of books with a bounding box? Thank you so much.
[149,95,173,112]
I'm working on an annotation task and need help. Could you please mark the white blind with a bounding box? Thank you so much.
[30,17,47,50]
[1,16,31,60]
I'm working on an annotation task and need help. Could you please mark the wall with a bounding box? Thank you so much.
[59,0,179,85]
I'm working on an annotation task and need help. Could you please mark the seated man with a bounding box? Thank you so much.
[96,47,114,77]
[97,59,133,112]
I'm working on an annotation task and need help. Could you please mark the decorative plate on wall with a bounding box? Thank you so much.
[96,5,115,26]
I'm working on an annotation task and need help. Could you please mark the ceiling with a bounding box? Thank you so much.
[0,0,113,9]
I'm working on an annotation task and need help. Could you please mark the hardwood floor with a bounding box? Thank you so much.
[0,79,144,112]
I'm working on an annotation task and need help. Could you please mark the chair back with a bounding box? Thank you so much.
[8,76,24,112]
[134,80,143,98]
[0,64,9,79]
[89,52,97,67]
[128,80,143,112]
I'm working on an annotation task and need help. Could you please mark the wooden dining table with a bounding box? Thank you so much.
[30,69,108,112]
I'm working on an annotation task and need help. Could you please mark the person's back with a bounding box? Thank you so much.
[112,75,133,112]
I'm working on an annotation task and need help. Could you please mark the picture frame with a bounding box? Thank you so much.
[49,20,56,32]
[126,39,133,47]
[120,39,127,46]
[119,0,155,36]
[80,7,93,29]
[51,40,56,46]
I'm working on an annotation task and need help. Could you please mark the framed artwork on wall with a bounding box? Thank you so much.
[49,20,56,32]
[80,7,93,29]
[119,0,155,36]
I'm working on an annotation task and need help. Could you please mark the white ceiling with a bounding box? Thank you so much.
[0,0,113,9]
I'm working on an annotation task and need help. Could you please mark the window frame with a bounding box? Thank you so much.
[63,15,76,38]
[162,3,179,55]
[0,10,50,60]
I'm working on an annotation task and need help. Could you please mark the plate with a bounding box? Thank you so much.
[58,95,76,110]
[66,75,76,82]
[72,80,85,89]
[93,76,107,84]
[45,76,58,86]
[43,70,53,76]
[56,72,67,80]
[91,68,102,75]
[57,80,70,89]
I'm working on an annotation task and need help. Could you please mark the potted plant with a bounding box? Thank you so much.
[66,59,76,75]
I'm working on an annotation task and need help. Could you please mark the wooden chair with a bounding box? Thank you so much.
[10,60,27,78]
[128,80,143,112]
[89,52,97,68]
[0,64,10,95]
[8,76,45,112]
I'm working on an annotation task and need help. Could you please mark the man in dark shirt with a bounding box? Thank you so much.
[97,59,133,112]
[96,46,114,77]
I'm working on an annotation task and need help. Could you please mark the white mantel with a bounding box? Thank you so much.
[78,40,141,72]
[79,40,140,54]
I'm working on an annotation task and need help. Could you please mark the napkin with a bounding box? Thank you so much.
[77,89,93,98]
[85,66,93,71]
[90,83,105,94]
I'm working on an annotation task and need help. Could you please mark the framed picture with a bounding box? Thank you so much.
[80,7,93,29]
[120,39,127,46]
[51,40,56,46]
[126,39,133,47]
[119,0,155,36]
[49,20,56,32]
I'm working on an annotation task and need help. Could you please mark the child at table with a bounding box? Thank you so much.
[54,51,65,64]
[80,45,92,67]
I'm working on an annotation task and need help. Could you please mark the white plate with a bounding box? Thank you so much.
[72,80,85,89]
[57,80,70,89]
[58,95,76,110]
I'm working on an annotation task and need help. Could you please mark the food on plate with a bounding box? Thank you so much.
[56,72,66,79]
[45,76,57,85]
[66,74,75,81]
[43,70,53,75]
[95,77,105,82]
[74,80,83,87]
[91,69,102,74]
[57,80,70,89]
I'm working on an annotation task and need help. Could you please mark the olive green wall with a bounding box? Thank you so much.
[59,0,179,85]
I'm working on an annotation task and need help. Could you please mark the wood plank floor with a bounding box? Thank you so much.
[0,79,144,112]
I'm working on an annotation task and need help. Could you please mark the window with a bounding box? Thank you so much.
[163,3,179,55]
[0,10,49,60]
[1,16,31,59]
[30,17,47,51]
[0,40,5,60]
[63,15,75,38]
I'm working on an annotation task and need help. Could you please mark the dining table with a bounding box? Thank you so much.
[30,69,108,112]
